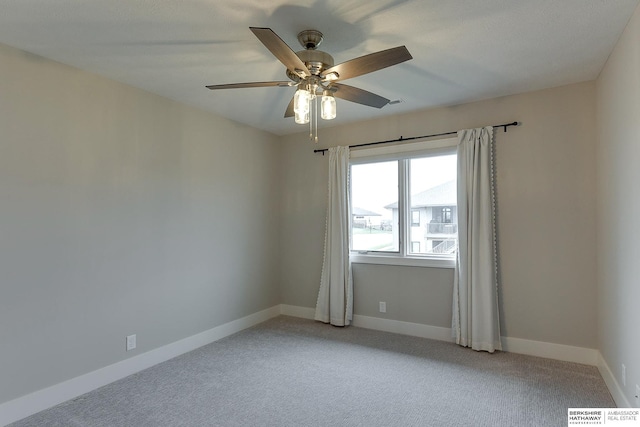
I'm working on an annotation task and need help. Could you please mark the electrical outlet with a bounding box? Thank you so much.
[379,301,387,313]
[622,364,626,386]
[126,334,137,351]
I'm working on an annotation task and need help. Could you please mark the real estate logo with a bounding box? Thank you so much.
[568,408,640,426]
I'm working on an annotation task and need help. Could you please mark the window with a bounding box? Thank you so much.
[441,207,452,223]
[411,209,420,226]
[349,138,457,268]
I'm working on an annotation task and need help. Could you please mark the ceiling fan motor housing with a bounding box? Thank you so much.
[297,49,334,75]
[285,29,335,79]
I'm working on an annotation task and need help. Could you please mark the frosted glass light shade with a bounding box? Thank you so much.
[321,92,336,120]
[294,109,309,124]
[294,87,310,115]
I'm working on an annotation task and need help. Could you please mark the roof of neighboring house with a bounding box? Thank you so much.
[385,180,456,209]
[352,207,381,217]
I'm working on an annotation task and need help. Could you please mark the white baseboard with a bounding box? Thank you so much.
[0,305,281,427]
[280,306,453,343]
[352,314,454,342]
[597,352,631,408]
[282,305,599,366]
[500,336,598,366]
[280,304,315,320]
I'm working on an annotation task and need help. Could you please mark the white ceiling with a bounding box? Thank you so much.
[1,0,638,135]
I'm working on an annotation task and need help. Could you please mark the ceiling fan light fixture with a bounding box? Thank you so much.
[294,86,310,115]
[321,90,336,120]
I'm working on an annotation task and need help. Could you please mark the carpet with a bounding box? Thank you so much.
[9,316,614,426]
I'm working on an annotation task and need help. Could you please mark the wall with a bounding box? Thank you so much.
[596,2,640,406]
[280,81,598,348]
[0,43,281,404]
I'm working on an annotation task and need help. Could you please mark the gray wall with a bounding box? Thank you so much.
[0,43,282,404]
[353,264,454,327]
[280,81,598,349]
[596,3,640,406]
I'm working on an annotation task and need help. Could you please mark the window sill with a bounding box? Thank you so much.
[350,254,455,269]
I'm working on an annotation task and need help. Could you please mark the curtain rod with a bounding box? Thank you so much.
[313,121,520,155]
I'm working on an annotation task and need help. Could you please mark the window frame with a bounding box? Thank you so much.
[349,137,457,269]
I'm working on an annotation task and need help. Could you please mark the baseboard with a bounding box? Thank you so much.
[280,304,451,341]
[597,352,632,408]
[279,306,453,343]
[352,314,454,342]
[0,305,281,427]
[280,305,452,342]
[281,305,599,366]
[500,336,599,366]
[280,304,316,319]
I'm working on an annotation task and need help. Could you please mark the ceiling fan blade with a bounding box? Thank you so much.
[321,46,412,82]
[250,27,311,77]
[284,96,295,118]
[332,83,390,108]
[206,81,293,90]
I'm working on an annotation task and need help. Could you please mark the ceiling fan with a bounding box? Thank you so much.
[206,27,413,132]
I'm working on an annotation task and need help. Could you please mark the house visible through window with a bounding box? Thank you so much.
[349,139,457,265]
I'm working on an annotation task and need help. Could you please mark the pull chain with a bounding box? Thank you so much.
[314,95,318,143]
[308,95,313,141]
[309,94,319,143]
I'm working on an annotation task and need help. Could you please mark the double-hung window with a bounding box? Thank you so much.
[349,137,457,268]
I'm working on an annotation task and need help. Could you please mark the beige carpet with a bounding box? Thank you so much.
[10,316,614,426]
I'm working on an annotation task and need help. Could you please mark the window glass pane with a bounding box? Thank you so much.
[351,161,399,252]
[409,155,457,255]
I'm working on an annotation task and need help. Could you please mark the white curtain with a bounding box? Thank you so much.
[315,146,353,326]
[452,127,502,352]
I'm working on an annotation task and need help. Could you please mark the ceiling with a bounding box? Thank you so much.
[1,0,638,136]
